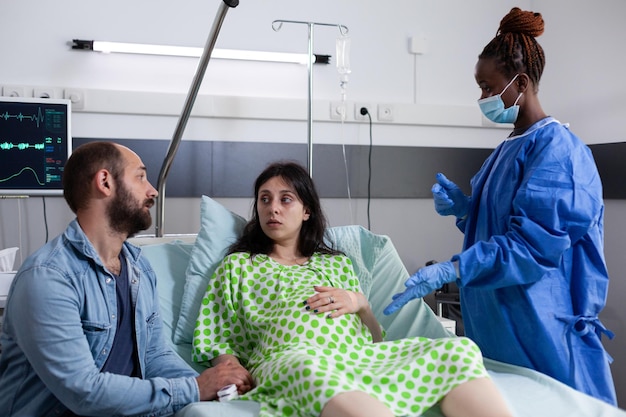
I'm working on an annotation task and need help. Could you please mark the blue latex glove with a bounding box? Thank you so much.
[383,261,457,315]
[431,173,470,218]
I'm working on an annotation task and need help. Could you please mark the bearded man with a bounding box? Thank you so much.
[0,142,253,417]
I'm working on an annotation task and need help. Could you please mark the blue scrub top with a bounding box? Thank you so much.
[454,117,616,405]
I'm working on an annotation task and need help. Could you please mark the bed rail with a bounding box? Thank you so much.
[155,0,239,237]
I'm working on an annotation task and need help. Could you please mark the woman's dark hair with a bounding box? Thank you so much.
[62,141,125,213]
[229,161,340,257]
[479,7,546,91]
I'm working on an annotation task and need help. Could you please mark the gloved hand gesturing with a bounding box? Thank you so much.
[383,261,457,315]
[431,173,470,219]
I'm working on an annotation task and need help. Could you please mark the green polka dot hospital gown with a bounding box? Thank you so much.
[193,252,489,417]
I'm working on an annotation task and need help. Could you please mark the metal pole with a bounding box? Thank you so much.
[155,0,239,237]
[272,20,348,178]
[306,23,314,176]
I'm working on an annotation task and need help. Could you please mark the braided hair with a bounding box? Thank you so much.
[479,7,546,91]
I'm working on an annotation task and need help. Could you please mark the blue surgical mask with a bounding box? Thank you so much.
[478,74,523,124]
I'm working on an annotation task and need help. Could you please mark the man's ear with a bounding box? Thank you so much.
[95,169,113,196]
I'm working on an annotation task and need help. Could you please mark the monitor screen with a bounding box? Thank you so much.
[0,96,72,196]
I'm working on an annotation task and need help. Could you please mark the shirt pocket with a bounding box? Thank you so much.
[82,320,111,334]
[82,320,112,361]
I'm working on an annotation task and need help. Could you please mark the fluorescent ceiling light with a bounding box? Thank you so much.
[71,39,329,65]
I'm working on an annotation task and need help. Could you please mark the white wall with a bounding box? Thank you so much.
[1,0,626,407]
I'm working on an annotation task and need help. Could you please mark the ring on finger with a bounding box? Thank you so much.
[329,296,335,304]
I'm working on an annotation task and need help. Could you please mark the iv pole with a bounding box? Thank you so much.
[272,20,348,177]
[155,0,239,237]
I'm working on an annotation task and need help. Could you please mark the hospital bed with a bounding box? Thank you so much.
[130,195,626,417]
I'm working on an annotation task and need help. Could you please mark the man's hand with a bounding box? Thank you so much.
[196,356,255,401]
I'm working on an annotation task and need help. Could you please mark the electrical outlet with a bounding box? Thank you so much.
[355,103,373,121]
[33,87,57,99]
[330,101,349,121]
[377,104,394,122]
[64,89,84,110]
[2,85,25,97]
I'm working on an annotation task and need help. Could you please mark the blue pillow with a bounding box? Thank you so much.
[140,240,195,345]
[172,196,247,345]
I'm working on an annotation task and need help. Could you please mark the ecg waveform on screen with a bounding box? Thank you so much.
[0,137,64,188]
[0,167,45,186]
[0,142,46,151]
[0,101,68,194]
[0,107,46,128]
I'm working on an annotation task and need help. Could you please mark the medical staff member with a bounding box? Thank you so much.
[384,7,616,405]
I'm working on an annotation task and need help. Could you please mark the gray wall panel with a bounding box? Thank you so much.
[74,138,625,199]
[590,143,626,200]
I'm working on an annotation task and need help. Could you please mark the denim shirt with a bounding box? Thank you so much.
[0,220,200,417]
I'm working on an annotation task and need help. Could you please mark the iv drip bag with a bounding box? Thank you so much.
[336,36,351,76]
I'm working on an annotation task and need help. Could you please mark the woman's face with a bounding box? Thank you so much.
[475,57,520,106]
[257,176,310,247]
